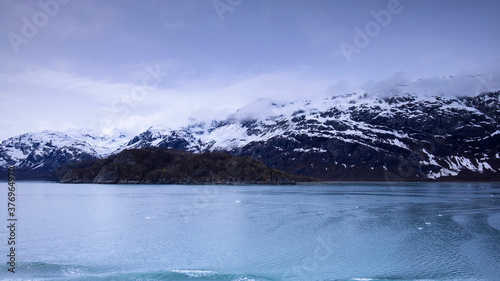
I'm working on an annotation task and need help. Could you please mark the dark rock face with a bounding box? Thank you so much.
[226,92,500,181]
[53,148,307,184]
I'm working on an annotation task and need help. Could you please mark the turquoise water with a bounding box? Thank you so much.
[1,182,499,280]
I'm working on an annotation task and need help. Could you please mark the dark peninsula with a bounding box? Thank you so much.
[53,147,311,184]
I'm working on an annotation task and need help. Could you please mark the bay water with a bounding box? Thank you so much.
[1,182,499,280]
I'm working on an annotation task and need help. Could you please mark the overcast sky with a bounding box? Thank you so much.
[1,0,499,140]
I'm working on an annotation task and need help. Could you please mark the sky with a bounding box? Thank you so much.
[1,0,500,140]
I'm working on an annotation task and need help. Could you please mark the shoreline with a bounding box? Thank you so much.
[2,180,500,185]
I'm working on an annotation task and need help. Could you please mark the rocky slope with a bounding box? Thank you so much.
[53,147,304,184]
[120,92,500,181]
[1,91,499,181]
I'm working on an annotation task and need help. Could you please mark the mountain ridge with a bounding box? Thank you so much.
[1,91,499,181]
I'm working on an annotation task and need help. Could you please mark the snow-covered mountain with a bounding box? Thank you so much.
[1,91,499,181]
[0,129,128,179]
[120,91,500,181]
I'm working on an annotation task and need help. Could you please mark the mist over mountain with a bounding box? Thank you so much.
[1,91,499,182]
[362,71,500,98]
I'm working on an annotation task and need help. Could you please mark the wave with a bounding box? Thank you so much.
[0,262,486,281]
[0,262,272,281]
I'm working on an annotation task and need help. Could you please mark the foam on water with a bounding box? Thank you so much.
[0,262,496,281]
[0,263,272,281]
[170,269,215,277]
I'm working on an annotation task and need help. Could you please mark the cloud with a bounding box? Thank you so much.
[0,63,335,140]
[0,66,134,102]
[361,63,500,97]
[1,56,499,142]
